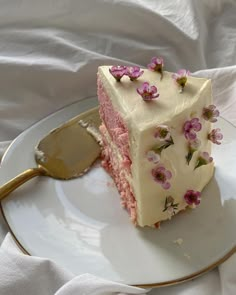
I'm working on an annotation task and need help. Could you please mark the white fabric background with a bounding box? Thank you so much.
[0,0,235,294]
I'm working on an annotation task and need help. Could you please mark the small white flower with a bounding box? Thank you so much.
[146,150,160,164]
[167,206,174,215]
[154,125,171,141]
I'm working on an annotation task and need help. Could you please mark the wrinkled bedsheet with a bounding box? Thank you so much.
[0,1,235,294]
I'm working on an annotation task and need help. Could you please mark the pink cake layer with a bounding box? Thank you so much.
[97,77,137,224]
[97,78,131,162]
[100,124,137,224]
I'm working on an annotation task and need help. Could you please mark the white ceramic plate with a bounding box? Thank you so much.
[1,96,236,287]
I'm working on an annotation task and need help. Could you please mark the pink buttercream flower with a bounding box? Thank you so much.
[109,66,127,82]
[146,150,160,164]
[137,82,160,101]
[183,118,202,140]
[195,151,213,169]
[147,57,164,79]
[202,105,220,123]
[208,128,223,145]
[154,125,171,141]
[172,69,190,92]
[184,190,201,206]
[125,66,144,81]
[152,166,172,189]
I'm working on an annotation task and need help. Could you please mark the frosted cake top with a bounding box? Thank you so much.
[98,65,211,130]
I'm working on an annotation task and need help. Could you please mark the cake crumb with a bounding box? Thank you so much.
[154,222,161,229]
[78,120,102,145]
[173,238,183,245]
[78,119,88,128]
[106,181,115,188]
[35,148,46,163]
[184,253,191,260]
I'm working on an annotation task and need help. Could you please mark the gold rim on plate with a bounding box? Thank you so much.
[0,202,235,288]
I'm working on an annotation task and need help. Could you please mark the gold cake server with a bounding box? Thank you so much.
[0,107,101,201]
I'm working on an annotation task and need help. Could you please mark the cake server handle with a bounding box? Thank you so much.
[0,167,46,201]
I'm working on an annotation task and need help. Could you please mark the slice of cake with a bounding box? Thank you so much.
[97,60,222,227]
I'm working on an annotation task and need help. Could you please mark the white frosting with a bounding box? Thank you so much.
[35,147,46,163]
[98,66,210,130]
[98,66,214,227]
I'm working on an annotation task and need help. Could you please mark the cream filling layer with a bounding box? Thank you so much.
[101,124,133,186]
